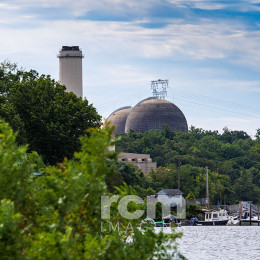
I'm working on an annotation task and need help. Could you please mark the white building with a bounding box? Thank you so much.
[157,189,184,209]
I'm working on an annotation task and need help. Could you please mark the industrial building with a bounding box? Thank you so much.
[58,46,84,97]
[118,152,157,175]
[106,97,188,134]
[107,106,132,135]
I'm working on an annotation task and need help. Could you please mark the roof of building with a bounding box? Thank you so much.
[125,98,188,133]
[106,106,132,135]
[62,46,80,51]
[158,189,183,196]
[118,152,152,159]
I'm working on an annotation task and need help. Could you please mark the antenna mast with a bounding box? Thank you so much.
[151,79,169,99]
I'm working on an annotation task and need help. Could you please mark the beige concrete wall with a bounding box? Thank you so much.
[59,50,83,97]
[118,152,157,174]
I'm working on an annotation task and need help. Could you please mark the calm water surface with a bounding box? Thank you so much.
[175,226,260,260]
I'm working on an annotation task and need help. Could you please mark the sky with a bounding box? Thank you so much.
[1,0,260,136]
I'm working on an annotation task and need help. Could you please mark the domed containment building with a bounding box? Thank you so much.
[125,98,188,133]
[106,97,188,134]
[107,106,132,135]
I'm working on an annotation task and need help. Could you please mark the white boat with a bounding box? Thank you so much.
[240,212,260,226]
[227,215,240,225]
[163,214,182,227]
[196,209,229,226]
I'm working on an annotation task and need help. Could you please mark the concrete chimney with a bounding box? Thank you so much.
[58,46,84,97]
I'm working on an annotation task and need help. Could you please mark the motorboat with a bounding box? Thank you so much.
[196,209,229,226]
[227,214,240,225]
[163,214,182,227]
[240,212,260,226]
[140,216,181,228]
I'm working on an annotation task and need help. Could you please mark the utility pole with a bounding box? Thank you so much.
[205,166,209,208]
[176,158,182,190]
[250,202,252,226]
[257,205,259,226]
[239,201,242,226]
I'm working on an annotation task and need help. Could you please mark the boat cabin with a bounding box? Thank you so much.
[197,209,229,225]
[204,209,228,221]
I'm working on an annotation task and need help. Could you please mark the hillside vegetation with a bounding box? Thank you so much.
[115,126,260,204]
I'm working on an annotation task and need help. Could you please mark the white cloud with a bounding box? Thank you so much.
[249,0,260,3]
[2,0,260,21]
[193,2,227,10]
[7,0,148,17]
[1,17,260,71]
[168,0,227,10]
[0,3,20,10]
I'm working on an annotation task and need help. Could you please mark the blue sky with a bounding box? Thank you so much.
[1,0,260,136]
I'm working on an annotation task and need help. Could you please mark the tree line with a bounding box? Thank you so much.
[114,126,260,205]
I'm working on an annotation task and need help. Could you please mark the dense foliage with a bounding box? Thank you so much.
[0,121,183,259]
[0,61,101,165]
[115,126,260,204]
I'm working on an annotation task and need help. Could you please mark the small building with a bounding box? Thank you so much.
[118,152,157,174]
[157,189,184,209]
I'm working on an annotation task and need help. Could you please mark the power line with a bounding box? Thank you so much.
[94,85,260,123]
[168,88,260,115]
[174,96,260,119]
[175,98,260,123]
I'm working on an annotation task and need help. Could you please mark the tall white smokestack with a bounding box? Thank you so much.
[58,46,84,97]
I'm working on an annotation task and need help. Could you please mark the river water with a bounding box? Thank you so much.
[175,226,260,260]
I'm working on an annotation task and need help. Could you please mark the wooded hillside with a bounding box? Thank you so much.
[115,126,260,204]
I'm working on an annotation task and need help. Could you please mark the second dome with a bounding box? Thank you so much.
[125,97,188,133]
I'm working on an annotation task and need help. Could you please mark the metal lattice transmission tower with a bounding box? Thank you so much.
[151,79,169,99]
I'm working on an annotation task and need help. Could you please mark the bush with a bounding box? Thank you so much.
[0,121,183,259]
[185,191,196,200]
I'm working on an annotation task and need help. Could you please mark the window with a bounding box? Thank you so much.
[213,214,218,219]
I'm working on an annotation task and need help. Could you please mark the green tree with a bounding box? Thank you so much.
[0,61,101,164]
[105,161,144,192]
[234,170,260,203]
[186,191,196,200]
[255,128,260,141]
[0,121,183,259]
